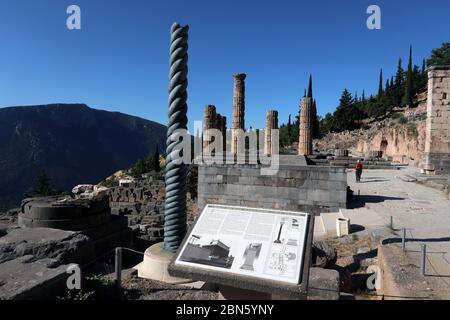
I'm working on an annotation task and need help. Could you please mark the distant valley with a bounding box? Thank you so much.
[0,104,166,211]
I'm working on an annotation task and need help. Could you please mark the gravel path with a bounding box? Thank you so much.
[347,167,450,296]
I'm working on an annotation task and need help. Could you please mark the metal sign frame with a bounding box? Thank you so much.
[169,204,314,299]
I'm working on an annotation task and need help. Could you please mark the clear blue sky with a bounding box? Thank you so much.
[0,0,449,130]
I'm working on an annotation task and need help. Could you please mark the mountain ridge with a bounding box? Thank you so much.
[0,103,167,211]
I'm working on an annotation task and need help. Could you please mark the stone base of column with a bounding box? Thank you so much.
[423,152,450,175]
[135,242,193,284]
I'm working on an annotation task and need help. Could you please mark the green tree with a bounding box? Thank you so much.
[420,58,428,89]
[402,46,414,107]
[33,171,54,197]
[307,74,313,98]
[312,99,320,139]
[287,114,292,143]
[306,75,320,138]
[393,58,405,106]
[333,89,362,132]
[319,113,334,135]
[130,159,148,177]
[278,124,290,148]
[152,144,161,172]
[427,42,450,66]
[378,68,384,98]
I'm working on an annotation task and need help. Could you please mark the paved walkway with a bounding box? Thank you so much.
[347,167,450,291]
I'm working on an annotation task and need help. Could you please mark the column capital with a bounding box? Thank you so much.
[233,73,247,81]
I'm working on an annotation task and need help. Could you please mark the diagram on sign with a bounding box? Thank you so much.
[264,217,302,277]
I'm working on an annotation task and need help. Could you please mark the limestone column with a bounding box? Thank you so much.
[299,97,313,156]
[203,105,216,154]
[264,110,278,156]
[231,73,247,155]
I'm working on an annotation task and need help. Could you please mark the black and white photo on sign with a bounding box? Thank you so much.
[179,234,237,269]
[240,243,263,272]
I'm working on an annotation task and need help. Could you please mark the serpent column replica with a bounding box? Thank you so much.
[164,23,189,253]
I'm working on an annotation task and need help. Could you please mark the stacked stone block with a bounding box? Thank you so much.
[109,179,165,242]
[424,66,450,174]
[198,161,347,215]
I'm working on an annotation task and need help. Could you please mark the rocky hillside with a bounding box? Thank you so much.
[315,103,427,165]
[0,104,167,211]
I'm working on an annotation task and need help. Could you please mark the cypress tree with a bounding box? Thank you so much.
[307,75,313,98]
[421,58,428,89]
[402,46,413,107]
[287,114,292,142]
[312,99,320,139]
[394,59,405,106]
[378,68,383,98]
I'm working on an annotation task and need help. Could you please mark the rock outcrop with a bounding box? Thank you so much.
[316,105,427,166]
[0,227,96,300]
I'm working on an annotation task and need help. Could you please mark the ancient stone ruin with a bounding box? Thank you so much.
[18,192,131,251]
[299,96,313,156]
[423,65,450,174]
[203,105,227,155]
[264,110,278,156]
[108,178,165,245]
[1,188,132,299]
[197,74,348,216]
[231,73,247,155]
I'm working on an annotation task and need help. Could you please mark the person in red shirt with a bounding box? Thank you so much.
[355,160,363,183]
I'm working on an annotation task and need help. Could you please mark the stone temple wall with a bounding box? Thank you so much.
[109,179,165,243]
[198,162,347,215]
[424,66,450,174]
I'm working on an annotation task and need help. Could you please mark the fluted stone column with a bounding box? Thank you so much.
[299,97,313,156]
[264,110,278,156]
[203,105,216,153]
[231,73,247,155]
